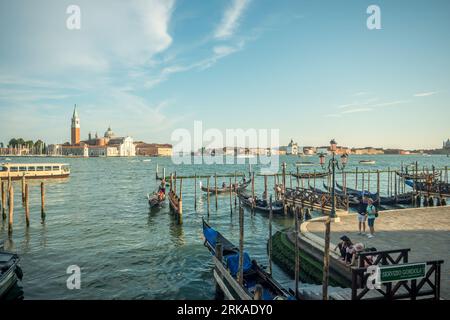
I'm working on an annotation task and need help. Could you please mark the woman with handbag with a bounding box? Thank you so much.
[366,198,378,238]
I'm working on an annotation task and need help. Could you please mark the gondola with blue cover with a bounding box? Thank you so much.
[202,219,294,300]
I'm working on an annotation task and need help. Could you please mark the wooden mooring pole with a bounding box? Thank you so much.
[214,173,218,210]
[194,173,197,211]
[1,181,6,220]
[40,181,45,220]
[268,195,273,275]
[234,171,237,206]
[238,201,244,286]
[251,172,255,214]
[8,184,14,234]
[322,216,331,300]
[178,177,183,224]
[229,177,232,214]
[207,177,210,214]
[21,174,26,203]
[25,183,30,227]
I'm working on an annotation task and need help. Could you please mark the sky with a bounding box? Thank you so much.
[0,0,449,149]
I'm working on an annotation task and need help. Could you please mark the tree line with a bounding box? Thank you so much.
[1,138,48,154]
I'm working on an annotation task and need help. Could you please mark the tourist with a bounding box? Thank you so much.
[357,195,368,235]
[347,243,366,266]
[366,198,378,238]
[222,182,227,189]
[334,235,353,262]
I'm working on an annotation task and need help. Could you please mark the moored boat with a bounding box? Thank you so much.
[202,219,293,300]
[0,250,23,299]
[0,163,70,181]
[237,191,284,214]
[201,178,251,194]
[291,171,329,179]
[359,160,376,165]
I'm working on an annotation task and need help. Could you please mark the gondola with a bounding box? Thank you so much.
[201,178,251,194]
[335,182,378,199]
[0,250,23,299]
[237,191,284,214]
[314,184,360,206]
[291,171,329,179]
[202,219,293,300]
[405,180,450,194]
[396,171,440,181]
[147,191,165,209]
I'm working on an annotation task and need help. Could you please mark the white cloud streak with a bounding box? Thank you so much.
[214,0,251,40]
[414,91,438,97]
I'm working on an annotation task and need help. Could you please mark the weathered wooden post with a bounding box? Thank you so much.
[282,162,286,193]
[21,174,26,203]
[163,167,166,181]
[394,169,398,197]
[8,184,14,234]
[322,216,331,300]
[194,173,197,210]
[178,177,183,224]
[355,167,358,190]
[207,177,210,213]
[251,172,255,213]
[289,173,292,188]
[377,170,381,204]
[264,175,268,201]
[40,181,45,220]
[229,177,233,214]
[238,201,244,286]
[156,163,159,179]
[214,173,218,210]
[174,172,177,194]
[170,173,173,192]
[296,167,300,187]
[215,241,224,300]
[1,181,5,220]
[294,205,300,299]
[313,170,316,189]
[25,183,30,227]
[234,171,237,206]
[268,195,273,275]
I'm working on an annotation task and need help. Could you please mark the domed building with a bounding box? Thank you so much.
[104,126,115,139]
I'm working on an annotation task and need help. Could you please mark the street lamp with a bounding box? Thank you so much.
[318,139,348,301]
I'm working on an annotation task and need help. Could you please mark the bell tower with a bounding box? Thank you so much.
[71,104,80,145]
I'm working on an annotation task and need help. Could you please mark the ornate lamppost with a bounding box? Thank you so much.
[318,139,348,300]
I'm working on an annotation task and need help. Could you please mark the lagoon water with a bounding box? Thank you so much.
[1,155,449,299]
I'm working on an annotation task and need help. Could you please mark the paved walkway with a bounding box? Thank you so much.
[302,206,450,299]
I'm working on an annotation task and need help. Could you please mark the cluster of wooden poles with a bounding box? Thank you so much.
[1,175,46,235]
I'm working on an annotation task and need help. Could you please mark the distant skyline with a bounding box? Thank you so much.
[1,0,449,149]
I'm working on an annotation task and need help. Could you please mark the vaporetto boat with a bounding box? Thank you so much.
[0,163,70,181]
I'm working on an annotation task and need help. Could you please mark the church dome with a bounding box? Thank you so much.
[104,126,115,138]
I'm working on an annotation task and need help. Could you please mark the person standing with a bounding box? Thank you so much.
[357,196,368,235]
[366,198,378,238]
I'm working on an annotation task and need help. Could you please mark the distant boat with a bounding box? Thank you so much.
[359,160,376,165]
[295,161,315,166]
[142,159,151,162]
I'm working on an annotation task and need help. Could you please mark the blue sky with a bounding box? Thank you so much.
[0,0,449,149]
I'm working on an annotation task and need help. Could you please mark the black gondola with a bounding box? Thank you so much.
[335,182,379,199]
[202,219,293,300]
[237,191,284,214]
[201,178,251,194]
[147,191,165,209]
[291,171,329,179]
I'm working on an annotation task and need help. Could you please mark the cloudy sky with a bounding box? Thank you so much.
[0,0,449,149]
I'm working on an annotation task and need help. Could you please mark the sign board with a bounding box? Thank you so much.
[378,263,426,283]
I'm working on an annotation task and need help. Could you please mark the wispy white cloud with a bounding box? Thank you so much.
[372,100,409,107]
[414,91,438,97]
[341,108,373,114]
[214,0,251,40]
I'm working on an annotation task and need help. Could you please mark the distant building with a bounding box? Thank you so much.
[61,106,136,157]
[316,146,330,155]
[351,147,384,155]
[443,139,450,150]
[286,139,299,155]
[135,142,172,157]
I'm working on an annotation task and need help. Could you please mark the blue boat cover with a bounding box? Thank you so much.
[204,226,218,248]
[226,252,252,277]
[405,180,414,188]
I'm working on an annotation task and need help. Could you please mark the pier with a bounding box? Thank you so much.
[273,206,449,299]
